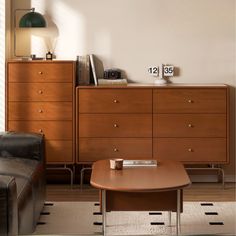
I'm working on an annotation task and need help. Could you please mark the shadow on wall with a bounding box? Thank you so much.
[32,14,59,53]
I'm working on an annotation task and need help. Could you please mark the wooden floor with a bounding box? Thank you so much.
[46,182,236,202]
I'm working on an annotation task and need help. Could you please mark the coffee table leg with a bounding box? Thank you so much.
[168,211,171,226]
[102,190,106,236]
[176,189,181,235]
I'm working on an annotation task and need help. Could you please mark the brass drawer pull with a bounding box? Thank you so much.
[188,99,193,103]
[113,148,119,152]
[113,124,118,128]
[113,99,119,103]
[188,148,193,152]
[188,124,193,128]
[38,129,43,133]
[38,71,43,75]
[38,90,43,94]
[38,109,43,113]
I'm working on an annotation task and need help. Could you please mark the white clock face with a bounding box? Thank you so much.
[148,66,159,77]
[163,66,174,77]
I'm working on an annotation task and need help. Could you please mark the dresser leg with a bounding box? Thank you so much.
[80,166,92,190]
[102,190,106,236]
[46,165,74,187]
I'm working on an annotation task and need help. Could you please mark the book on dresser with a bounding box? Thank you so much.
[89,54,98,85]
[77,55,90,85]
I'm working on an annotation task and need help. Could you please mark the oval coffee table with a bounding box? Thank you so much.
[90,160,191,235]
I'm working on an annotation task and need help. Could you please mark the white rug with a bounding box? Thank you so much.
[33,201,236,236]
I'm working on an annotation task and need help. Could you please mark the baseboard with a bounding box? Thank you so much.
[189,174,236,183]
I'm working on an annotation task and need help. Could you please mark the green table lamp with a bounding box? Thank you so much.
[14,8,46,57]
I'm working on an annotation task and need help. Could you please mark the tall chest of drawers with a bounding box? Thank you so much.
[77,85,229,165]
[6,61,76,164]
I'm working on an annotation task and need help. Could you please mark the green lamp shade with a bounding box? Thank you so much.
[19,12,46,27]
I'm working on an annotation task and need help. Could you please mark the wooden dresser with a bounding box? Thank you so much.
[77,84,229,165]
[6,60,76,164]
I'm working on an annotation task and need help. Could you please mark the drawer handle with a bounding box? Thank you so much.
[38,71,43,75]
[188,124,193,128]
[113,99,119,103]
[188,99,193,103]
[38,90,43,94]
[38,109,43,113]
[113,124,119,128]
[113,148,119,152]
[38,129,43,133]
[188,148,193,152]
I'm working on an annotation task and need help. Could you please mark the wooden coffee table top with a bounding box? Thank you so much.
[90,160,191,192]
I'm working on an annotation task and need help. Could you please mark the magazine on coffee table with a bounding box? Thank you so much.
[123,160,158,167]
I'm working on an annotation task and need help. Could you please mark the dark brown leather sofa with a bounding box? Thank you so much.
[0,132,46,236]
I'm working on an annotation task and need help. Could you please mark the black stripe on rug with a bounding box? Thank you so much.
[94,203,100,206]
[150,222,165,225]
[44,203,54,206]
[205,212,218,215]
[149,212,162,215]
[93,212,102,215]
[209,222,224,225]
[93,222,102,225]
[201,203,214,206]
[40,212,50,215]
[37,222,46,225]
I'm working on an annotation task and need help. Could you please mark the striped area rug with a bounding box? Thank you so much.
[33,201,236,236]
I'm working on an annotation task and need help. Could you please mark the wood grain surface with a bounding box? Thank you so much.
[90,160,191,191]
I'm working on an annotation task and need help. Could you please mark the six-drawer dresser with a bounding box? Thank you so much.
[6,60,230,183]
[77,85,229,165]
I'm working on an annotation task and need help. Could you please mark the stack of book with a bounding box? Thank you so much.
[76,54,128,86]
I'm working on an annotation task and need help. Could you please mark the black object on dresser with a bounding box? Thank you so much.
[0,132,46,235]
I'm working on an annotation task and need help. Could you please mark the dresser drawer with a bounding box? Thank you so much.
[79,114,152,137]
[8,121,73,140]
[46,140,73,163]
[8,102,72,120]
[153,114,226,137]
[78,138,152,162]
[8,83,73,102]
[8,62,73,83]
[78,88,152,113]
[153,138,227,163]
[153,88,227,113]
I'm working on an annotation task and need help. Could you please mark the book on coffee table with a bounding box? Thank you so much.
[123,160,158,167]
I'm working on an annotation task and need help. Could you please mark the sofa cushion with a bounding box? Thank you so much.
[0,132,44,161]
[0,157,40,180]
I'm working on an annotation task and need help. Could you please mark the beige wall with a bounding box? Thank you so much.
[9,0,236,179]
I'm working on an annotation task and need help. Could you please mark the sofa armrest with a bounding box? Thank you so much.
[0,175,18,236]
[0,132,45,162]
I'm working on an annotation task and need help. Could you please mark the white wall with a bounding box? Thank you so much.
[8,0,236,177]
[17,0,235,84]
[0,1,6,131]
